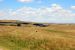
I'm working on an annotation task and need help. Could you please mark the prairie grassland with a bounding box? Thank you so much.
[0,24,75,50]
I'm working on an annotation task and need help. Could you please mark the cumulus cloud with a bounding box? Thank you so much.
[0,11,7,17]
[17,0,33,2]
[71,6,75,10]
[0,4,75,23]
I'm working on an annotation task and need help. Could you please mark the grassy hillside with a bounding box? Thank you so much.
[0,24,75,50]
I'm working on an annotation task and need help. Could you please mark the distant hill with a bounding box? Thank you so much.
[0,20,17,23]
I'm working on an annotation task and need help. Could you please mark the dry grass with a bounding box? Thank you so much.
[0,24,75,50]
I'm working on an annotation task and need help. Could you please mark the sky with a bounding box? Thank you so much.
[0,0,75,23]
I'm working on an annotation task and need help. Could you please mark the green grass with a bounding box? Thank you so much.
[0,36,49,50]
[0,25,75,50]
[0,35,75,50]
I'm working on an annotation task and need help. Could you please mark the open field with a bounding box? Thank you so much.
[0,24,75,50]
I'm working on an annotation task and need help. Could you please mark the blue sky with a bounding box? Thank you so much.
[0,0,75,23]
[0,0,75,9]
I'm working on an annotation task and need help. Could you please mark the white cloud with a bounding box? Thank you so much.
[0,11,6,17]
[17,0,33,2]
[0,4,75,23]
[17,0,42,3]
[51,4,62,10]
[71,6,75,10]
